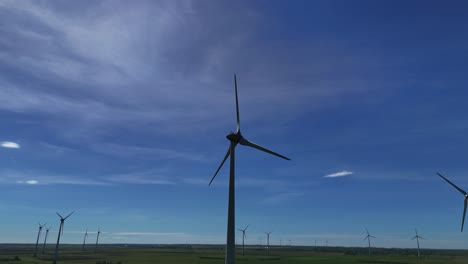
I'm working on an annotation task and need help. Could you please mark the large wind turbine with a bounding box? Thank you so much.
[265,232,272,255]
[34,222,46,257]
[237,225,248,256]
[209,74,290,264]
[364,228,375,256]
[53,212,74,264]
[82,229,88,250]
[95,228,101,252]
[412,229,424,259]
[437,172,468,232]
[42,226,52,254]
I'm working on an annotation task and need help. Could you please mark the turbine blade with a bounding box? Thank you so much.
[462,199,467,232]
[64,211,74,220]
[412,236,416,240]
[245,225,249,231]
[419,236,424,240]
[370,235,376,238]
[237,229,243,232]
[56,212,63,219]
[239,138,290,160]
[365,228,370,236]
[209,146,231,185]
[234,74,240,133]
[244,233,247,240]
[437,173,467,195]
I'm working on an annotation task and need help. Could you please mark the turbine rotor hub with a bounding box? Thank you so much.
[226,132,241,143]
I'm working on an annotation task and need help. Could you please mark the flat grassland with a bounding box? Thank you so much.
[1,244,467,264]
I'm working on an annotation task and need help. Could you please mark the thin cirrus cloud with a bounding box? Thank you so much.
[324,170,353,178]
[0,141,20,149]
[0,0,376,144]
[16,180,38,185]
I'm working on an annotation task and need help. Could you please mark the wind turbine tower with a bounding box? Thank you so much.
[412,229,424,259]
[265,232,272,255]
[437,172,468,231]
[34,222,46,257]
[42,226,52,254]
[208,74,290,264]
[237,225,248,256]
[82,229,88,250]
[95,228,101,251]
[53,212,74,264]
[364,228,375,256]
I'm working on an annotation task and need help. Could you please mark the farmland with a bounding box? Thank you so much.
[1,244,467,264]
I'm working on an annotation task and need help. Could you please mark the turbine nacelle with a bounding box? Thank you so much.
[226,132,242,143]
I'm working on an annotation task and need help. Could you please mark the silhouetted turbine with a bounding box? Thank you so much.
[209,75,290,264]
[34,222,46,257]
[437,172,468,232]
[364,228,375,256]
[82,229,88,250]
[95,228,101,252]
[265,232,272,255]
[53,211,74,264]
[237,225,248,256]
[412,229,424,259]
[42,226,52,254]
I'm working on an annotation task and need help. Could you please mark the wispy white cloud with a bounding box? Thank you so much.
[1,141,20,149]
[0,0,378,144]
[324,170,353,178]
[16,180,38,185]
[90,142,206,162]
[110,232,186,236]
[286,233,362,239]
[106,170,175,185]
[259,192,303,205]
[0,170,110,186]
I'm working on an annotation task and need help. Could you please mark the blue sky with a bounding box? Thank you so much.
[1,0,468,249]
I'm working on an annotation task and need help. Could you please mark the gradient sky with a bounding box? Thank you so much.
[1,0,468,249]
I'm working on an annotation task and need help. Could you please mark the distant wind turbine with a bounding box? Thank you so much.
[364,228,375,256]
[412,229,424,259]
[53,211,74,264]
[208,74,290,264]
[95,228,101,252]
[437,172,468,232]
[237,225,248,256]
[265,232,272,255]
[82,229,88,250]
[42,226,52,254]
[34,222,46,257]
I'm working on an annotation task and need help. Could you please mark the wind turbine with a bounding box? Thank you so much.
[265,232,272,255]
[34,222,46,257]
[208,74,290,264]
[437,172,468,232]
[364,228,375,256]
[42,226,52,254]
[95,228,101,252]
[82,229,88,250]
[412,229,424,259]
[237,225,248,256]
[53,211,74,264]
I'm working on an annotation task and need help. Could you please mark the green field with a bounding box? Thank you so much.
[1,244,467,264]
